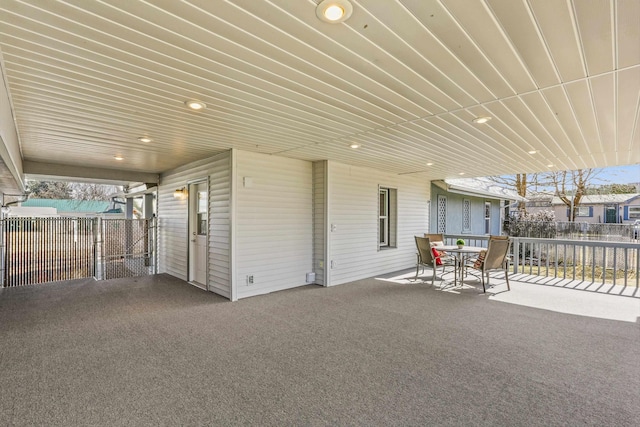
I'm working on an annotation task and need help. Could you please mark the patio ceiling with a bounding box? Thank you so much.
[0,0,638,188]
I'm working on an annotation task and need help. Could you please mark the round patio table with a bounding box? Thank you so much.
[440,245,485,286]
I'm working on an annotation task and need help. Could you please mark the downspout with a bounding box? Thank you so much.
[1,191,30,216]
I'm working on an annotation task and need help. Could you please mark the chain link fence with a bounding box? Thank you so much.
[1,217,156,287]
[503,220,638,242]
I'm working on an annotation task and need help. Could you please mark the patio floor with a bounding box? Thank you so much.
[0,273,638,426]
[385,268,640,323]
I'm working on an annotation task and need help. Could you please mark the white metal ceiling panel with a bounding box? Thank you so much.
[370,0,495,105]
[616,68,640,159]
[529,0,586,82]
[487,0,559,89]
[573,0,614,76]
[0,0,637,184]
[616,0,640,68]
[563,79,603,162]
[439,0,537,94]
[540,86,590,157]
[590,73,616,156]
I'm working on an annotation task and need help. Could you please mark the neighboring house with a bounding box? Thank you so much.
[429,178,525,236]
[5,206,58,218]
[549,193,640,224]
[16,198,112,217]
[524,192,554,216]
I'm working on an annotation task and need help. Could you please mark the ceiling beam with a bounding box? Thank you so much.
[0,56,25,193]
[23,160,160,185]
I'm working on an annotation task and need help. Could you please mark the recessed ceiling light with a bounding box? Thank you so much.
[316,0,353,23]
[528,150,538,154]
[349,142,360,149]
[114,155,124,161]
[426,162,434,166]
[547,164,554,168]
[185,99,206,110]
[472,116,492,124]
[458,172,465,175]
[138,136,153,143]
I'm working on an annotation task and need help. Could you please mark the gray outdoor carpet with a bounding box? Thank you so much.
[0,273,638,426]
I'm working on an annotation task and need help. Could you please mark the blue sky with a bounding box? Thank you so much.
[592,164,640,185]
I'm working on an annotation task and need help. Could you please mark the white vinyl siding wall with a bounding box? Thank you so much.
[207,154,232,298]
[157,151,231,299]
[235,151,313,299]
[327,162,429,286]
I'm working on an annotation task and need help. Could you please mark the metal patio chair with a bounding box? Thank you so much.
[470,237,511,293]
[414,236,457,286]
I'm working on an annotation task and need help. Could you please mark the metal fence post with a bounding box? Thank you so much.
[152,216,158,274]
[512,237,520,274]
[0,219,5,287]
[93,217,102,280]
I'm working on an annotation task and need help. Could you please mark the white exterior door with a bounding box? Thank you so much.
[188,181,208,288]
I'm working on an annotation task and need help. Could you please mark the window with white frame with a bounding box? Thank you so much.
[576,206,591,217]
[627,206,640,219]
[378,187,397,249]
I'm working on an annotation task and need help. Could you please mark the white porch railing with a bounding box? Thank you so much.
[444,234,639,288]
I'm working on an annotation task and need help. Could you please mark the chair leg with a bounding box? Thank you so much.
[454,259,458,285]
[432,262,436,287]
[504,268,510,291]
[481,270,487,293]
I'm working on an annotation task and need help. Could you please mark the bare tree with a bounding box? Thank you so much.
[26,180,121,201]
[71,183,122,201]
[488,173,541,215]
[26,181,72,199]
[545,169,598,221]
[588,183,637,195]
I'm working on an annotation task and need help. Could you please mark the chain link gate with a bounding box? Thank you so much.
[1,217,156,287]
[96,218,157,280]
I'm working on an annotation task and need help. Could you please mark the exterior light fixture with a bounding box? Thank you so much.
[472,116,492,124]
[316,0,353,23]
[114,155,124,161]
[426,162,434,166]
[458,172,465,175]
[138,136,153,143]
[173,187,187,199]
[547,164,554,168]
[349,142,360,149]
[528,150,538,154]
[185,99,206,111]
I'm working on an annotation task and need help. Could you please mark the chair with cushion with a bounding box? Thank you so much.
[464,235,508,274]
[424,233,448,257]
[471,237,511,293]
[414,236,457,286]
[424,233,445,247]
